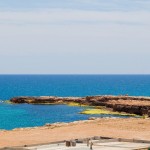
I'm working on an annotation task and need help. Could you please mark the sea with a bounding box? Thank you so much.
[0,75,150,130]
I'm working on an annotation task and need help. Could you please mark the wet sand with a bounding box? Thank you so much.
[0,118,150,148]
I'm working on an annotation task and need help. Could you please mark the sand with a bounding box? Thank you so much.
[0,118,150,148]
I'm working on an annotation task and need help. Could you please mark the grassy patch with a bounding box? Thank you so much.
[31,102,62,105]
[67,102,88,107]
[80,108,137,117]
[4,100,13,104]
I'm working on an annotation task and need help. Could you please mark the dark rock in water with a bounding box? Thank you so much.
[10,97,30,103]
[10,95,150,117]
[10,96,85,105]
[113,105,141,115]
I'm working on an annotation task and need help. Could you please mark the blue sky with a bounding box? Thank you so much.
[0,0,150,11]
[0,0,150,74]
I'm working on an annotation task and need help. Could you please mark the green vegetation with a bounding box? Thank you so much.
[80,108,137,117]
[31,102,62,105]
[4,100,13,104]
[66,102,88,107]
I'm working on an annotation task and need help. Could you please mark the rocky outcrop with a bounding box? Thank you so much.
[10,95,150,117]
[112,105,150,116]
[10,96,85,104]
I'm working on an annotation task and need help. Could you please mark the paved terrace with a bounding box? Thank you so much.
[4,137,150,150]
[26,142,150,150]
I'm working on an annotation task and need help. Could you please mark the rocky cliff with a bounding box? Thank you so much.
[10,95,150,117]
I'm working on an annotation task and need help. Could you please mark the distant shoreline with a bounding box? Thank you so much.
[10,95,150,117]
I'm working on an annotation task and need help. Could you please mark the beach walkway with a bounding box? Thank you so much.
[26,141,150,150]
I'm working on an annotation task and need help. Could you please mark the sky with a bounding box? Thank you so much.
[0,0,150,74]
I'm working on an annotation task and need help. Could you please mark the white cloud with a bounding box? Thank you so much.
[0,9,150,25]
[0,8,150,74]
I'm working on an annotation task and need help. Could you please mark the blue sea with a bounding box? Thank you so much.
[0,75,150,130]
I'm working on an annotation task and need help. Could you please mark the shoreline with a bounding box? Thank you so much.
[10,95,150,117]
[0,116,136,132]
[1,95,149,131]
[0,95,150,148]
[0,95,149,148]
[0,117,150,148]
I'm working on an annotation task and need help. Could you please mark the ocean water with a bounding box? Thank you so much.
[0,75,150,130]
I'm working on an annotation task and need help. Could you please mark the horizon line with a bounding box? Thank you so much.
[0,74,150,75]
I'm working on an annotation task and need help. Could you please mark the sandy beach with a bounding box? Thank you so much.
[0,118,150,148]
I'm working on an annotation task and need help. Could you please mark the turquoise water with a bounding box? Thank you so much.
[0,75,150,130]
